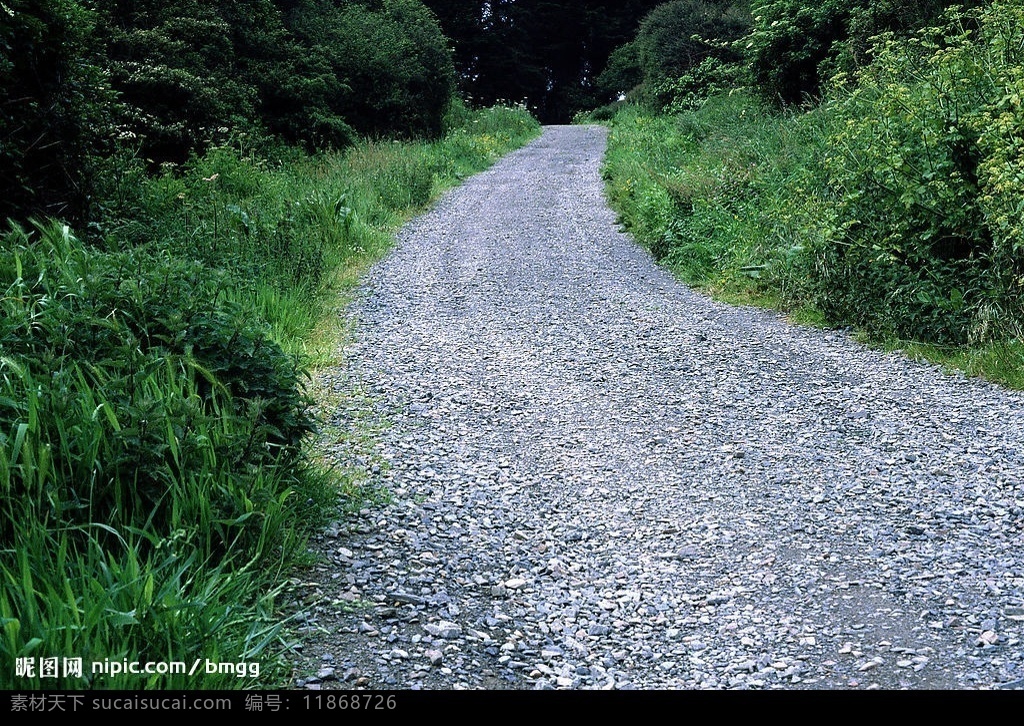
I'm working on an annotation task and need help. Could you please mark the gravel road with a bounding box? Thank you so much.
[291,125,1024,690]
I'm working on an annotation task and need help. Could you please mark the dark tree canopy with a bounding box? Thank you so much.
[94,0,455,162]
[1,0,113,223]
[423,0,663,122]
[596,0,750,102]
[285,0,456,140]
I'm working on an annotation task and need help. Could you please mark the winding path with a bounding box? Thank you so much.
[294,126,1024,690]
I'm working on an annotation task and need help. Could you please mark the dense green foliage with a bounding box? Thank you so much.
[818,4,1024,344]
[744,0,985,104]
[95,0,456,163]
[1,221,323,688]
[97,0,293,162]
[1,225,313,540]
[600,1,1024,382]
[1,0,457,223]
[0,0,113,223]
[283,0,456,140]
[597,0,749,108]
[593,0,985,109]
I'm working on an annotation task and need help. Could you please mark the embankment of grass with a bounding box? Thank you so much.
[599,94,1024,389]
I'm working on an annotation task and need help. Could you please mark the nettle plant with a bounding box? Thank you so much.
[813,1,1024,345]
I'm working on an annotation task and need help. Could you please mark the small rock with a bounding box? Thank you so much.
[978,630,999,646]
[342,668,361,682]
[390,592,426,606]
[425,621,462,639]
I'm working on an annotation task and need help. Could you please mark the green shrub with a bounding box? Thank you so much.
[287,0,456,140]
[597,0,749,108]
[815,1,1024,344]
[596,42,644,101]
[744,0,985,105]
[744,0,853,104]
[605,2,1024,352]
[0,222,314,544]
[653,57,746,113]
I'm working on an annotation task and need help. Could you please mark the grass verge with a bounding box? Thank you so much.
[0,102,540,689]
[598,95,1024,390]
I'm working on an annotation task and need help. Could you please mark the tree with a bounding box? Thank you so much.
[95,0,275,163]
[596,0,750,106]
[285,0,456,138]
[1,0,113,224]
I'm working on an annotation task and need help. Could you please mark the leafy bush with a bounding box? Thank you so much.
[605,2,1024,353]
[597,0,749,108]
[815,1,1024,344]
[744,0,985,105]
[0,222,314,544]
[596,42,644,100]
[744,0,852,104]
[635,0,750,84]
[95,0,273,163]
[286,0,456,139]
[653,56,747,113]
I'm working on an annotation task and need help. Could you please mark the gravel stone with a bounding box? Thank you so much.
[289,126,1024,690]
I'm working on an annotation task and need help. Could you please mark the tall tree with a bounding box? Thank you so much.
[1,0,113,224]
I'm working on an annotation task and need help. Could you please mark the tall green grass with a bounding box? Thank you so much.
[1,102,540,689]
[602,94,831,304]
